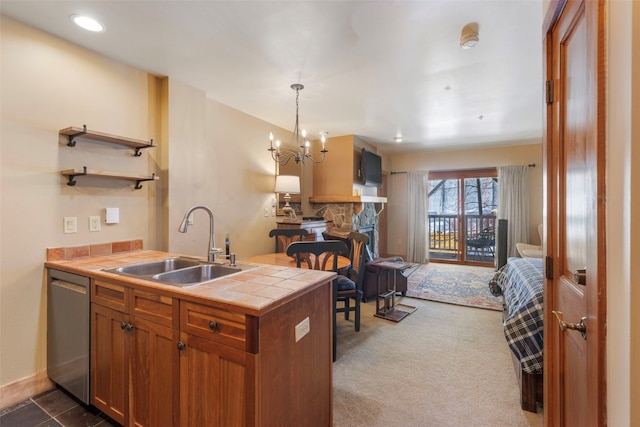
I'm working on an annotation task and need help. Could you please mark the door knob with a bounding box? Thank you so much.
[574,268,587,286]
[552,311,587,339]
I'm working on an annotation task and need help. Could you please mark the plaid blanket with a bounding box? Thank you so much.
[489,257,544,374]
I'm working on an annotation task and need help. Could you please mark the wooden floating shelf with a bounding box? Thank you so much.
[60,125,155,156]
[61,167,159,190]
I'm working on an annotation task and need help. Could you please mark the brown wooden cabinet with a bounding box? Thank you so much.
[178,300,257,425]
[89,272,333,426]
[91,302,128,425]
[179,333,256,426]
[91,280,178,427]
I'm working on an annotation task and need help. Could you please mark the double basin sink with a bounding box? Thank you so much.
[104,257,257,287]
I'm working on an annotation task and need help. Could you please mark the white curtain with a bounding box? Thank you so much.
[498,165,529,257]
[407,170,429,263]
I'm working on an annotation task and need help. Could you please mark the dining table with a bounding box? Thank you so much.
[247,252,351,272]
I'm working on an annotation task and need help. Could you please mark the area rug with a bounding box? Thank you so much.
[406,262,503,311]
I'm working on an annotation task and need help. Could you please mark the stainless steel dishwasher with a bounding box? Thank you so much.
[47,268,90,404]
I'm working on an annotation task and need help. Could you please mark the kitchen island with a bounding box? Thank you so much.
[46,249,335,426]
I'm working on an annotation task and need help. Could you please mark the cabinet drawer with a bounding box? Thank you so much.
[92,280,130,312]
[132,289,176,328]
[181,302,252,352]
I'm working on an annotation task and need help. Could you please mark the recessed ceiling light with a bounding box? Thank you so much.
[71,15,105,32]
[393,136,404,143]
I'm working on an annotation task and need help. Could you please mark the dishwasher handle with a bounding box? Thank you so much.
[50,279,88,294]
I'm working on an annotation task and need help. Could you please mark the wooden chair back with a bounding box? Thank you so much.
[286,240,349,271]
[347,231,369,289]
[268,228,310,253]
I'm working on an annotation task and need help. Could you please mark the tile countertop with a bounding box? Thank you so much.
[45,250,336,317]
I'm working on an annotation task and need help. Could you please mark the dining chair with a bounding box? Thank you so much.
[340,231,368,319]
[268,228,310,253]
[286,240,359,361]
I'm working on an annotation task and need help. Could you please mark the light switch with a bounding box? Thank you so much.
[63,217,77,234]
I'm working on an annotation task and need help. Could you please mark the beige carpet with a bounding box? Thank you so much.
[332,297,543,427]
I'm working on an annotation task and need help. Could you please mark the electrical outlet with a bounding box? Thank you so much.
[63,217,77,234]
[89,216,101,232]
[271,207,276,217]
[264,208,269,217]
[295,317,310,342]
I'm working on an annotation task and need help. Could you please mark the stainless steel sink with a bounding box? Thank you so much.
[112,258,200,276]
[104,257,256,287]
[152,264,241,285]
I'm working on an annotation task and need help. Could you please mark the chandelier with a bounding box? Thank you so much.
[268,83,328,165]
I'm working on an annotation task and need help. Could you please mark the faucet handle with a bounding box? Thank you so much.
[208,248,224,262]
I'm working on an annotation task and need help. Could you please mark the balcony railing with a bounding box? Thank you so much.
[428,214,496,263]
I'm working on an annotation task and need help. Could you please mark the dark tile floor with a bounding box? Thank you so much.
[0,388,120,427]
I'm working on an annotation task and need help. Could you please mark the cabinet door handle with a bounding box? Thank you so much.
[208,320,218,331]
[177,341,185,350]
[125,323,134,331]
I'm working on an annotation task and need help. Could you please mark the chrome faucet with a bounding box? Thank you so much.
[178,205,223,262]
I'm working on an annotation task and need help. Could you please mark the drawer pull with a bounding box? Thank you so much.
[177,341,185,350]
[208,320,218,331]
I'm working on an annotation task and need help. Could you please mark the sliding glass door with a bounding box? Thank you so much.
[428,169,498,265]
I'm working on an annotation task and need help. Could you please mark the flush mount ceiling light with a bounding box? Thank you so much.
[70,15,105,32]
[460,23,479,49]
[393,136,404,143]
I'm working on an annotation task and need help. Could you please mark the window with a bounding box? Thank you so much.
[428,169,497,265]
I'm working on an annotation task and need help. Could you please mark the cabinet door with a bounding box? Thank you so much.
[130,316,179,427]
[91,303,128,425]
[179,333,256,427]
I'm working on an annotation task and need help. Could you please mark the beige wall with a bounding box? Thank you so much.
[385,143,543,257]
[606,1,639,425]
[0,16,160,391]
[165,80,285,259]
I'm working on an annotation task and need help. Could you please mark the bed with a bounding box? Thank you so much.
[488,256,544,412]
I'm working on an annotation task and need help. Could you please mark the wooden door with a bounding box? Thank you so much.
[130,316,179,427]
[544,0,606,425]
[179,333,256,427]
[91,303,128,425]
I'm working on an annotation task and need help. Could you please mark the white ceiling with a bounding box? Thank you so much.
[1,1,544,153]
